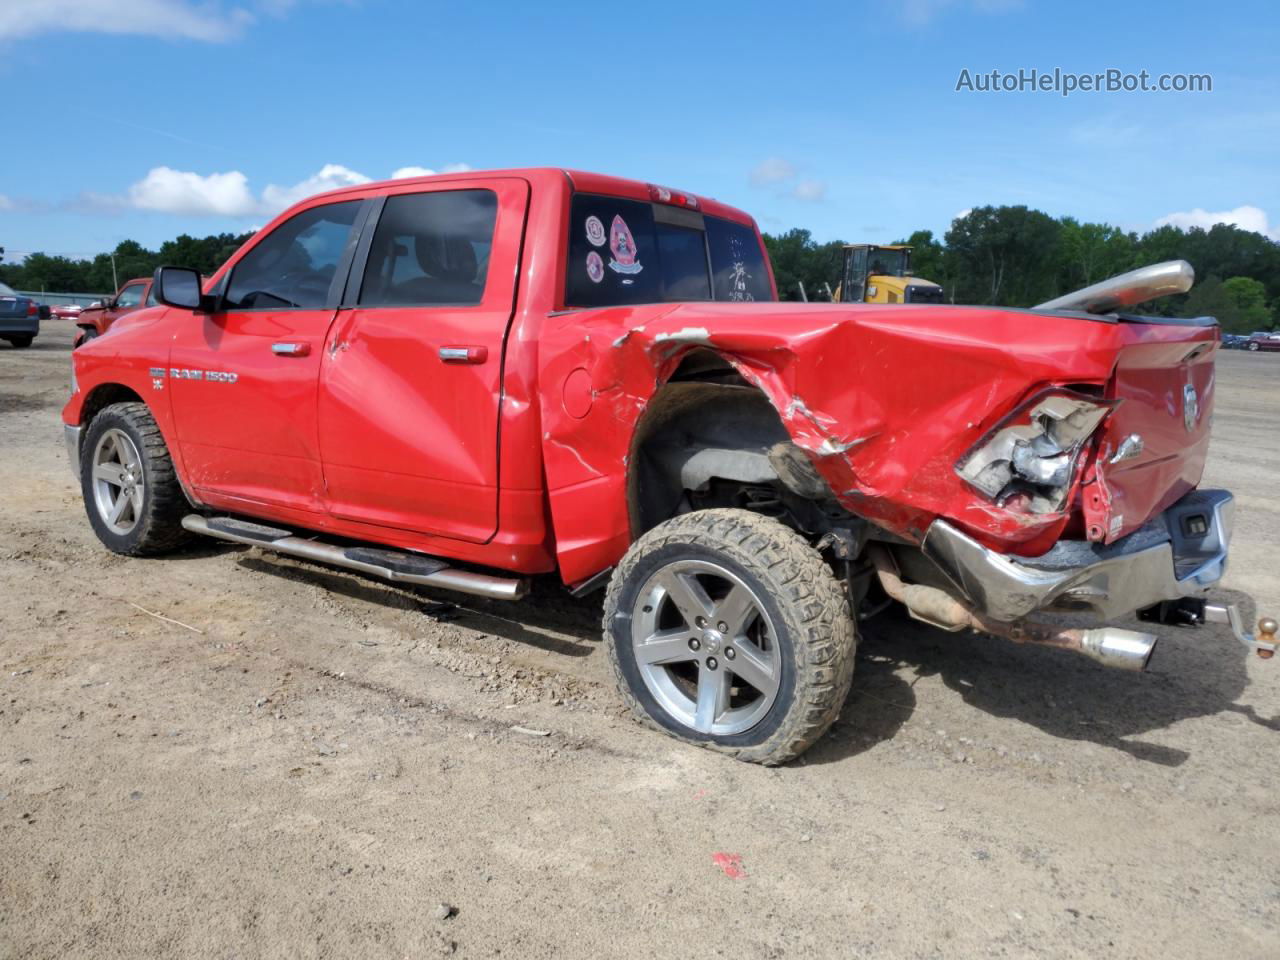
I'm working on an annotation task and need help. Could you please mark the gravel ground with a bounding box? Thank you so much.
[2,322,1279,959]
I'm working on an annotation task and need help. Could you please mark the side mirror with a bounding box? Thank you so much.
[153,266,214,312]
[38,305,51,320]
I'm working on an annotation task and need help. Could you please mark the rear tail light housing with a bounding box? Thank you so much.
[27,301,37,316]
[956,390,1115,515]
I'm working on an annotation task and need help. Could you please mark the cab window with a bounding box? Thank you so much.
[224,200,361,309]
[116,283,145,308]
[564,193,771,307]
[358,190,497,307]
[144,284,158,307]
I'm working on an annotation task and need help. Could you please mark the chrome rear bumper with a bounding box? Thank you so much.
[922,489,1234,624]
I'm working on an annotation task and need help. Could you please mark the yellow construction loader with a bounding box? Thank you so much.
[834,244,945,304]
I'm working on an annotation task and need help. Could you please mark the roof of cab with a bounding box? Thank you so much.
[299,166,757,228]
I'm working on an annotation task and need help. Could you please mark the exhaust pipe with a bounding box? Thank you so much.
[1058,627,1156,671]
[1035,260,1194,314]
[868,546,1157,670]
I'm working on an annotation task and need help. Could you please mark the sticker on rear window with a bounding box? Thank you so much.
[608,215,642,276]
[585,215,606,247]
[586,251,604,283]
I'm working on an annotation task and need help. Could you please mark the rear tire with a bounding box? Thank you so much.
[81,402,191,556]
[604,508,856,765]
[4,335,33,348]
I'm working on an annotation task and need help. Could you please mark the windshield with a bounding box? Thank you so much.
[0,282,17,296]
[867,248,909,278]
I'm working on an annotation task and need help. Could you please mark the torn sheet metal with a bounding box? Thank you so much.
[538,301,1217,584]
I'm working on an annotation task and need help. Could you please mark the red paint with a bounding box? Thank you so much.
[63,167,1219,589]
[712,852,747,878]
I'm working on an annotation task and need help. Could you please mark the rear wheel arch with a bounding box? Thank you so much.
[626,349,835,538]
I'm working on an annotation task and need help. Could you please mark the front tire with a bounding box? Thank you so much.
[81,402,191,556]
[604,509,856,765]
[1248,341,1260,351]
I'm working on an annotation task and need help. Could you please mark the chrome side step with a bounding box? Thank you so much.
[181,514,528,601]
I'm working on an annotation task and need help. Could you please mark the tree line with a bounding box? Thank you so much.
[3,206,1278,332]
[0,233,253,296]
[764,206,1280,333]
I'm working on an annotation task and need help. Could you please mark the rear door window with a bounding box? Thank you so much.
[357,190,497,307]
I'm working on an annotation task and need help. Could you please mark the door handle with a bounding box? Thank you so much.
[272,341,311,357]
[439,345,488,364]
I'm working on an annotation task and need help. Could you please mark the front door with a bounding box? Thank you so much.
[169,197,366,514]
[318,179,527,543]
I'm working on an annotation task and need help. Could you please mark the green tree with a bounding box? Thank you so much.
[1181,276,1241,329]
[944,205,1062,306]
[762,229,844,301]
[1219,276,1272,332]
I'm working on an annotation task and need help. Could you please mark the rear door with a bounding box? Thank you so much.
[169,197,369,513]
[317,178,527,542]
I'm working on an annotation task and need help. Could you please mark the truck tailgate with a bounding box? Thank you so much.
[1090,322,1218,543]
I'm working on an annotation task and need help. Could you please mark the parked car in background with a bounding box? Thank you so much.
[1245,331,1280,352]
[49,303,84,322]
[0,281,51,348]
[73,278,156,348]
[1221,333,1249,349]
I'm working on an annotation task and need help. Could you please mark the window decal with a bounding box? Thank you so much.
[586,251,604,283]
[608,215,643,276]
[585,215,607,247]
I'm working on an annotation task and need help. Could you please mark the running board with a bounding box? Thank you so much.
[181,515,528,601]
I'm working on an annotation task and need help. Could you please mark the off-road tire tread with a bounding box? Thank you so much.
[84,402,191,556]
[603,508,856,765]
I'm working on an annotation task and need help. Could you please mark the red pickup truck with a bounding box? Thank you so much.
[72,277,156,348]
[62,168,1274,763]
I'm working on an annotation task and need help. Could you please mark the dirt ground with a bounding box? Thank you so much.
[3,321,1279,960]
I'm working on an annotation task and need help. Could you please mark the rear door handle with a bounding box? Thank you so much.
[439,345,488,364]
[272,341,311,357]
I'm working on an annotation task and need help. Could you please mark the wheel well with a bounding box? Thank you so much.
[79,384,144,426]
[627,350,842,538]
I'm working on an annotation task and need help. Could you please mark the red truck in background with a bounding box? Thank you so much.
[62,168,1275,764]
[73,277,156,348]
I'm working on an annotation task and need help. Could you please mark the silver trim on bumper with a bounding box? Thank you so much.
[922,490,1234,623]
[64,423,82,480]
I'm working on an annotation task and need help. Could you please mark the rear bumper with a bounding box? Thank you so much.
[0,318,39,336]
[923,489,1234,623]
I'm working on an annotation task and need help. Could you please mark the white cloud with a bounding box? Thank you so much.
[954,207,972,220]
[390,163,473,179]
[114,162,471,217]
[1154,205,1279,241]
[259,163,370,212]
[749,157,797,187]
[128,166,258,216]
[791,179,828,202]
[0,194,12,210]
[0,0,253,42]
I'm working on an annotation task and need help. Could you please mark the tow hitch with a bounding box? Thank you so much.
[1140,598,1278,659]
[1205,605,1278,659]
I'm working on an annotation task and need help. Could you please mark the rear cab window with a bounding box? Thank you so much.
[564,193,772,308]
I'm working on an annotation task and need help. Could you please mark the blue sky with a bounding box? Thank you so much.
[2,0,1278,261]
